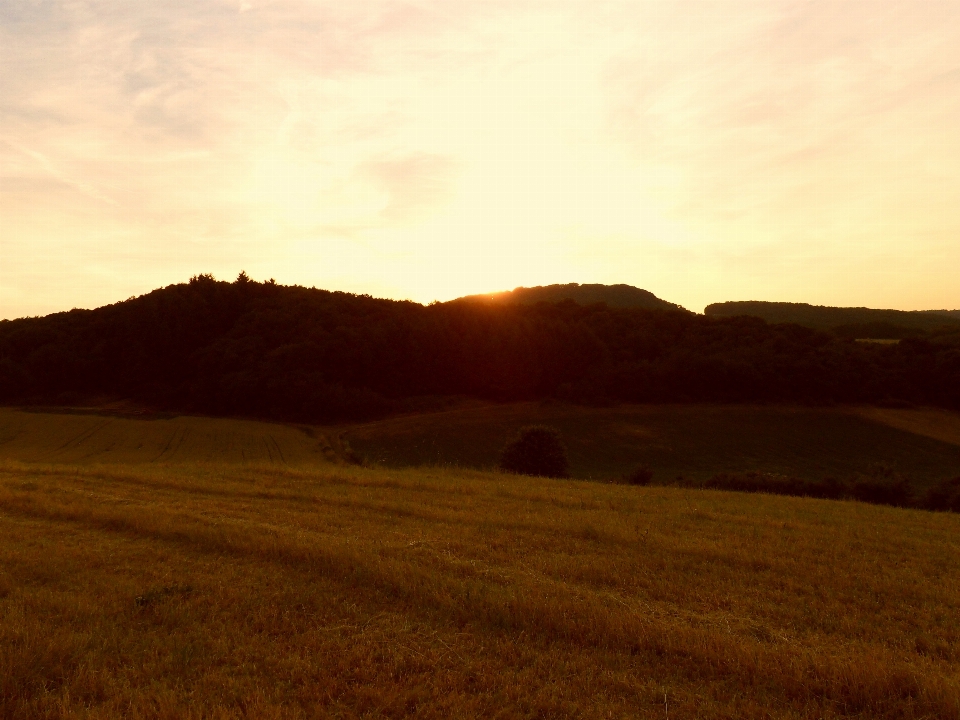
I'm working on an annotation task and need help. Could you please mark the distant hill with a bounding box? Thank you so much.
[455,283,686,312]
[704,301,960,338]
[2,275,960,424]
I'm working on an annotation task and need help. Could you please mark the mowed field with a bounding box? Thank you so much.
[4,404,960,487]
[1,407,960,718]
[0,408,339,467]
[344,402,960,486]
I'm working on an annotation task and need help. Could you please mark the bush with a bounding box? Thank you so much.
[800,476,849,500]
[850,464,915,507]
[499,426,570,478]
[701,473,846,500]
[622,465,653,486]
[924,477,960,512]
[704,472,810,496]
[851,478,915,507]
[697,468,959,513]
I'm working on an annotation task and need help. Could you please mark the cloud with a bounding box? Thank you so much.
[359,153,460,223]
[1,0,960,318]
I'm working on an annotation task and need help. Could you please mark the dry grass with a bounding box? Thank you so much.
[1,457,959,718]
[0,408,338,466]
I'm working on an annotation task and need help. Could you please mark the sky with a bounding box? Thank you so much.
[2,0,960,319]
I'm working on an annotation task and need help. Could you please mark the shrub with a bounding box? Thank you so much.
[850,478,915,507]
[499,426,570,478]
[702,473,851,500]
[924,477,960,512]
[851,465,916,507]
[801,476,849,500]
[622,465,653,486]
[697,468,960,512]
[704,472,808,496]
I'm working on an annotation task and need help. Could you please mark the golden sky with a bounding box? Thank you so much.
[2,0,960,319]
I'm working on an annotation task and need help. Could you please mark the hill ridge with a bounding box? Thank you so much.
[454,283,686,312]
[705,300,960,335]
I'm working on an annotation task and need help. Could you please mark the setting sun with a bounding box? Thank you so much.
[4,1,960,318]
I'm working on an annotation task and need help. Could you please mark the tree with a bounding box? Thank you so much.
[623,465,653,485]
[499,426,570,478]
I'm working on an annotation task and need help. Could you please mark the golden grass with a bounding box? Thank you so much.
[0,408,338,466]
[2,458,959,718]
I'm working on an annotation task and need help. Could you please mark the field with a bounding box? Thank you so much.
[4,404,960,487]
[343,402,960,486]
[2,407,960,718]
[0,408,337,467]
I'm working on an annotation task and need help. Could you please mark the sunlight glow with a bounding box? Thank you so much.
[2,0,959,317]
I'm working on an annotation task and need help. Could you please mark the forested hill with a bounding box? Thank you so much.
[705,301,960,338]
[1,274,959,423]
[454,283,685,311]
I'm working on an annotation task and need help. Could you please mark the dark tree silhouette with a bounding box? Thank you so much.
[924,477,960,512]
[499,426,570,478]
[623,465,654,486]
[0,275,959,423]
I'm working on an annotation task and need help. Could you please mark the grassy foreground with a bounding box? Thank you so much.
[1,459,959,718]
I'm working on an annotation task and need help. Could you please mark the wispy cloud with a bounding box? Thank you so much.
[2,137,119,205]
[2,0,959,318]
[359,153,460,223]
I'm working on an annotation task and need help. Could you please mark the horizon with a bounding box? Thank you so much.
[3,1,960,319]
[4,274,960,321]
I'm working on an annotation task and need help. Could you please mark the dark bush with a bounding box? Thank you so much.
[801,476,850,500]
[851,478,915,507]
[704,472,808,496]
[849,464,916,507]
[924,477,960,512]
[499,426,570,478]
[623,465,654,486]
[696,468,959,512]
[703,472,852,500]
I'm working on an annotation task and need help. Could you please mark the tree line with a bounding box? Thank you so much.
[1,274,959,423]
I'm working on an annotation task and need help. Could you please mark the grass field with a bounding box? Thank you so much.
[2,406,960,718]
[343,402,960,486]
[4,404,960,488]
[0,408,338,467]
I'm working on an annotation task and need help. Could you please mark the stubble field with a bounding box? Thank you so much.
[1,407,959,718]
